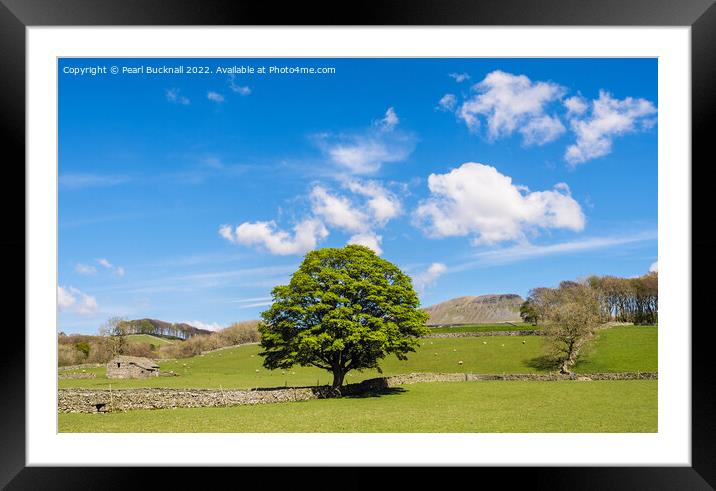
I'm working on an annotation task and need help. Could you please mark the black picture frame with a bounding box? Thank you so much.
[3,0,714,488]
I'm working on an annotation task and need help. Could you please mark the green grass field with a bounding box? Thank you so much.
[576,326,658,373]
[58,379,657,433]
[428,323,540,334]
[58,326,657,390]
[125,334,176,345]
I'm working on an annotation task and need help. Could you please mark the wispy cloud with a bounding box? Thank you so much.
[236,301,273,309]
[412,262,447,292]
[91,265,297,295]
[207,91,225,103]
[231,296,273,304]
[96,258,126,277]
[58,285,99,315]
[228,74,251,95]
[449,231,657,271]
[166,156,251,184]
[74,263,97,275]
[449,72,470,83]
[59,173,131,190]
[166,88,190,105]
[436,94,457,112]
[314,107,416,175]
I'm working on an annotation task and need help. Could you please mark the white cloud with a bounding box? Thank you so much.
[207,91,225,103]
[218,224,234,242]
[519,115,566,146]
[649,261,658,272]
[413,262,447,291]
[57,286,99,315]
[565,90,657,165]
[449,73,470,83]
[310,185,369,233]
[228,74,251,95]
[315,110,415,175]
[457,70,566,145]
[165,88,190,105]
[347,232,383,255]
[377,107,399,131]
[92,258,125,277]
[414,162,585,245]
[564,95,588,116]
[75,263,97,275]
[186,320,224,332]
[58,286,76,310]
[220,219,329,255]
[309,181,401,254]
[344,180,402,225]
[436,93,457,112]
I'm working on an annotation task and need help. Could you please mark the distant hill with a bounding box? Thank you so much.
[119,318,214,340]
[423,294,524,326]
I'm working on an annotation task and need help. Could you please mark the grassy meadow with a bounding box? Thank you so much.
[59,379,657,433]
[125,334,176,345]
[428,323,540,334]
[58,324,657,432]
[58,326,657,390]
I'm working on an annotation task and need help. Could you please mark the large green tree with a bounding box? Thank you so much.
[259,245,430,391]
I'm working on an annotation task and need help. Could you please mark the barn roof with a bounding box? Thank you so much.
[109,355,160,370]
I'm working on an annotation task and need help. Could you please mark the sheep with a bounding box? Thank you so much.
[458,361,464,365]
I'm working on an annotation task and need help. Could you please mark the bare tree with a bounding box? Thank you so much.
[541,282,602,374]
[99,316,128,357]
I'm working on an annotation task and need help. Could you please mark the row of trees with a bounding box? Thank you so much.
[518,272,658,374]
[521,272,658,326]
[98,318,212,340]
[586,273,658,325]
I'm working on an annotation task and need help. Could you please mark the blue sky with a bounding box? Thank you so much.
[58,58,657,334]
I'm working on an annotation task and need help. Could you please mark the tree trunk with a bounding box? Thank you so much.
[331,369,345,389]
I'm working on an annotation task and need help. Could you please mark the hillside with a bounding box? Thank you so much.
[423,294,524,325]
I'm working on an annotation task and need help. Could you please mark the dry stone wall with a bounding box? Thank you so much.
[58,372,96,380]
[58,386,337,413]
[58,371,657,413]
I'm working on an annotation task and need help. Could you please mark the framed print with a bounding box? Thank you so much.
[3,0,715,487]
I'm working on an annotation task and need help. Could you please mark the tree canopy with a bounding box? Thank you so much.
[259,245,430,390]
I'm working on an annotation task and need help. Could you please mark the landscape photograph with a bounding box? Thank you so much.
[57,57,658,433]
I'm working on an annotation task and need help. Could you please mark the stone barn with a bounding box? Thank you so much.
[107,355,160,379]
